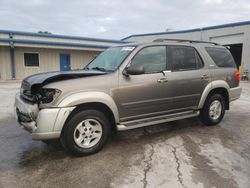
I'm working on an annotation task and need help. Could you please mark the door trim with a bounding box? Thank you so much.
[120,106,197,122]
[121,94,200,109]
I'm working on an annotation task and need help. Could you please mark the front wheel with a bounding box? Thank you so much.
[199,94,226,126]
[61,109,111,156]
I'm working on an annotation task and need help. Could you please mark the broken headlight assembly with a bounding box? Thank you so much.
[36,88,61,104]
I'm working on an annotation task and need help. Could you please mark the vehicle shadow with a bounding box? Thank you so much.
[114,117,204,140]
[16,117,205,168]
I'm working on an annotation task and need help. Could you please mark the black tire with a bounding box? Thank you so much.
[199,94,226,126]
[60,109,111,156]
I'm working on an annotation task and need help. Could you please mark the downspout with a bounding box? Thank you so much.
[200,28,204,41]
[9,33,16,79]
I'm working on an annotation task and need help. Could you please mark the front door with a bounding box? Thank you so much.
[60,54,71,71]
[118,46,172,121]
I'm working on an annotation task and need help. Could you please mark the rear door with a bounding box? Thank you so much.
[166,45,210,111]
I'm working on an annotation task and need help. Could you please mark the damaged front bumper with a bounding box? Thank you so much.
[15,92,75,140]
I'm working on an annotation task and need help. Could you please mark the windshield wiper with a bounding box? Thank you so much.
[91,67,107,72]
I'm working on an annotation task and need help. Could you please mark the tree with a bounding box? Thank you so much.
[38,31,52,34]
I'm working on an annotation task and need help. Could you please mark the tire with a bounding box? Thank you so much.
[60,109,111,156]
[199,94,226,126]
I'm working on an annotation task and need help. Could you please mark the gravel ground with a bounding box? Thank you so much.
[0,82,250,188]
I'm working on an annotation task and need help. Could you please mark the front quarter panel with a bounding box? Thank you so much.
[57,92,120,123]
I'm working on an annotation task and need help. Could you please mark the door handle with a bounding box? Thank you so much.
[201,75,209,79]
[157,78,168,83]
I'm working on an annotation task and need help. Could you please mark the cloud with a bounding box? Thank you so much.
[0,0,249,39]
[205,0,223,4]
[98,26,107,33]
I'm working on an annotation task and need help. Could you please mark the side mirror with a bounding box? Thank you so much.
[124,65,145,76]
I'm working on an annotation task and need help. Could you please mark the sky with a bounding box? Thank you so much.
[0,0,250,40]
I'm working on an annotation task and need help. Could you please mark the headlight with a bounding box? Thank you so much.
[36,88,61,104]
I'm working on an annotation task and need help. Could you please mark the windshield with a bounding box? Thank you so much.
[86,46,135,72]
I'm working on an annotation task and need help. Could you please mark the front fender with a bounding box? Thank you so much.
[58,92,119,123]
[198,80,230,109]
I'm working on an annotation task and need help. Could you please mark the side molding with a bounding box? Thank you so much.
[198,80,230,109]
[58,92,120,123]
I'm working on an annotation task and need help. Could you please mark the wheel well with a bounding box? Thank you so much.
[62,102,117,134]
[207,88,229,110]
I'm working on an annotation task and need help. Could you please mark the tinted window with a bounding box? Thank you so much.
[168,46,201,71]
[131,46,169,73]
[206,47,236,68]
[24,53,39,67]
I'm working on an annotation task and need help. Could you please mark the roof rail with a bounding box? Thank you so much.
[153,38,219,45]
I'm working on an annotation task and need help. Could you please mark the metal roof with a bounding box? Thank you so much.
[0,38,110,49]
[0,29,128,50]
[0,29,126,44]
[122,20,250,41]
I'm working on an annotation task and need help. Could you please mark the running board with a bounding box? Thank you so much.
[117,110,200,131]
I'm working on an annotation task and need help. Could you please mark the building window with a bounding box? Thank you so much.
[24,53,39,67]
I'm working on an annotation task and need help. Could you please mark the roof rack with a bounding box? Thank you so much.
[153,38,219,45]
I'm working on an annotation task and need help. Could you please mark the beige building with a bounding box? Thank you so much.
[0,30,126,81]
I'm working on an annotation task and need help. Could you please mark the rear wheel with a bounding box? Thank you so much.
[199,94,226,126]
[61,109,111,156]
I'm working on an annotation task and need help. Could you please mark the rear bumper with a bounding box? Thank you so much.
[229,86,242,102]
[15,92,75,140]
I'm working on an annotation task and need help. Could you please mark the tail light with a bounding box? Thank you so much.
[234,71,241,81]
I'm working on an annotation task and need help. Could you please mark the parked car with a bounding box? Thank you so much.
[15,39,242,156]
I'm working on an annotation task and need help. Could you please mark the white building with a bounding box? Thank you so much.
[123,21,250,72]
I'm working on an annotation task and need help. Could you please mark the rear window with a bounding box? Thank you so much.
[205,47,236,68]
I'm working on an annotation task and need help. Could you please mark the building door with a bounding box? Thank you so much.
[226,43,243,69]
[60,54,71,71]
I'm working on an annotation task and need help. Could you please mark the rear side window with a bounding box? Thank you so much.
[205,47,236,68]
[168,46,203,71]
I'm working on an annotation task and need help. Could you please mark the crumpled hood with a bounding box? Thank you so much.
[22,70,107,90]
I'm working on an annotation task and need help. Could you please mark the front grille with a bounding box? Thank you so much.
[16,108,32,123]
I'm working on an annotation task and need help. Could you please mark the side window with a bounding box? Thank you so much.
[131,46,169,73]
[205,47,236,68]
[168,46,202,71]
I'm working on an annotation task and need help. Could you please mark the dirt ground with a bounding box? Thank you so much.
[0,82,250,188]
